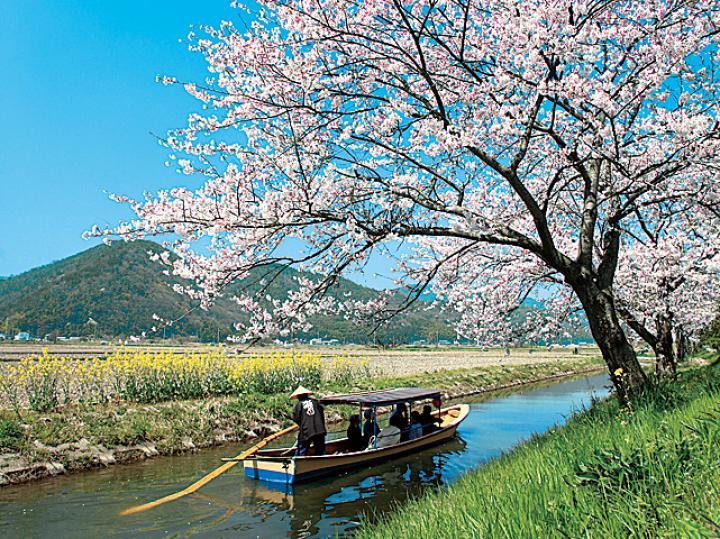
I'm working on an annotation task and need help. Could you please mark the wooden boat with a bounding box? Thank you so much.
[243,387,470,484]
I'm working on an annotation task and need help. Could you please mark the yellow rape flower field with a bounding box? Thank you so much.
[0,347,370,413]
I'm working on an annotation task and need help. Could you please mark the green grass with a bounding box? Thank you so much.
[0,419,23,450]
[357,364,720,539]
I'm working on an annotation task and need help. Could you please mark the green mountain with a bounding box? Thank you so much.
[0,241,456,344]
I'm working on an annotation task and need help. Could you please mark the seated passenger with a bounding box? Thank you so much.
[362,408,378,447]
[390,403,409,430]
[346,414,364,451]
[407,411,423,440]
[374,423,401,448]
[391,403,410,441]
[420,404,440,435]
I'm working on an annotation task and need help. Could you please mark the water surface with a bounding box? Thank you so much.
[0,374,610,538]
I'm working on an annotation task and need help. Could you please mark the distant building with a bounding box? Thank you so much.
[308,338,341,346]
[14,332,31,341]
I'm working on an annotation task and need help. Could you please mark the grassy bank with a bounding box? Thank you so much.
[0,355,602,485]
[357,364,720,539]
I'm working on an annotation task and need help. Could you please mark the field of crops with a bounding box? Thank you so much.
[0,348,369,412]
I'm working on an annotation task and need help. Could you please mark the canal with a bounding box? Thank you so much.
[0,374,610,538]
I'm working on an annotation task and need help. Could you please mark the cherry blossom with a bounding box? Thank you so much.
[614,212,720,377]
[93,0,720,398]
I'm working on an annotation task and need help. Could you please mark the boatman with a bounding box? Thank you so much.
[290,385,327,456]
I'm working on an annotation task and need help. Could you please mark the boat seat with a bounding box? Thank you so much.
[440,409,461,427]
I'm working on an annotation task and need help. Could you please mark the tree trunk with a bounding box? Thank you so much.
[573,281,648,401]
[654,315,676,379]
[675,327,688,364]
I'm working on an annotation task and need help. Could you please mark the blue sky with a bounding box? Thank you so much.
[0,0,393,288]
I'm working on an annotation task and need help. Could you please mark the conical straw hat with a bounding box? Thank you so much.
[290,385,313,399]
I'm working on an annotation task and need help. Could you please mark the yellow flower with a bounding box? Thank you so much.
[614,368,624,377]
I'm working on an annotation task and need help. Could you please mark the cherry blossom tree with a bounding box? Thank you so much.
[420,211,720,381]
[97,0,720,399]
[614,214,720,378]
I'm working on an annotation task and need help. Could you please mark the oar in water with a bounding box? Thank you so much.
[119,424,298,516]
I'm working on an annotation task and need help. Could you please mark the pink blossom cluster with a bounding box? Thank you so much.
[615,211,720,344]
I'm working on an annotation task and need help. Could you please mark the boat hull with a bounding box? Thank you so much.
[243,404,469,484]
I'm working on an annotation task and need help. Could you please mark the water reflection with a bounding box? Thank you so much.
[0,374,609,539]
[279,437,468,538]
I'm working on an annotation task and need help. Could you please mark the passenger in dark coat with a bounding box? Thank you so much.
[346,414,364,451]
[391,403,410,441]
[363,408,378,447]
[420,404,440,435]
[390,403,409,430]
[290,386,326,456]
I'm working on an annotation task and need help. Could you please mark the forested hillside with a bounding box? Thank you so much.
[0,241,456,343]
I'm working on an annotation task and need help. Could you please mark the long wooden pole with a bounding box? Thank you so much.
[120,424,298,516]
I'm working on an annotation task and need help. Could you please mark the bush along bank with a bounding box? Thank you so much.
[0,354,603,486]
[357,364,720,539]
